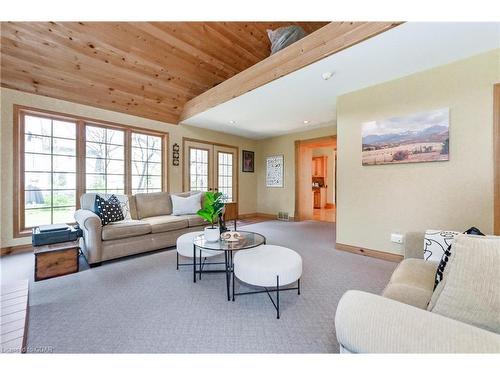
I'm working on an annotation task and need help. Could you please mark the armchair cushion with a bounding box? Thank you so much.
[429,234,500,334]
[382,258,438,309]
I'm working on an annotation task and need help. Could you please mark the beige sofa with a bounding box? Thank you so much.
[74,192,206,266]
[335,232,500,353]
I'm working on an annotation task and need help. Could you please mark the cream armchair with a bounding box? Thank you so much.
[334,232,500,353]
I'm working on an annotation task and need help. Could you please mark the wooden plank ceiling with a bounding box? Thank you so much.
[0,22,328,123]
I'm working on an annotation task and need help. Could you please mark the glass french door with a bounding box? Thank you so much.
[183,140,237,203]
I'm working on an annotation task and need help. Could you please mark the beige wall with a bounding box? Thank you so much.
[336,49,500,255]
[312,146,336,204]
[0,88,258,247]
[256,126,336,216]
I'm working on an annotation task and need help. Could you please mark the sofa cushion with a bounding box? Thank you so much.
[140,215,189,233]
[81,193,132,220]
[101,220,151,241]
[184,214,205,227]
[382,258,438,309]
[171,192,202,215]
[434,227,485,290]
[94,194,125,225]
[424,229,460,262]
[135,192,172,219]
[428,234,500,333]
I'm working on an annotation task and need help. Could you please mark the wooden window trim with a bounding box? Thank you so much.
[494,84,500,234]
[13,105,169,238]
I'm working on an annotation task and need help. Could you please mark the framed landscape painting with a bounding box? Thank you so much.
[362,108,450,166]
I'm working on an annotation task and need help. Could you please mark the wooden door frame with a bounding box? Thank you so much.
[294,135,337,221]
[181,137,239,207]
[494,84,500,234]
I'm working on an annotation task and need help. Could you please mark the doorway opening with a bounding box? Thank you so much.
[295,136,337,222]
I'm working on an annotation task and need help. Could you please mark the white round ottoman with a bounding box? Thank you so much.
[233,245,302,318]
[176,231,221,270]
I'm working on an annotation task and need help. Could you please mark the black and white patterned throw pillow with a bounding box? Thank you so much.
[94,194,125,226]
[434,226,485,290]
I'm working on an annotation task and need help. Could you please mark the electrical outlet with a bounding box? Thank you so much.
[391,233,404,244]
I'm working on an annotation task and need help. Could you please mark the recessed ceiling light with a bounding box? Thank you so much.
[229,120,236,125]
[303,120,309,124]
[321,71,334,80]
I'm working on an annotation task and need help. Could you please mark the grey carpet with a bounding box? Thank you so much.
[26,220,397,353]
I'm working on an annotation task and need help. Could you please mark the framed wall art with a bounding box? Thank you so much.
[266,155,284,187]
[362,108,450,166]
[242,150,254,172]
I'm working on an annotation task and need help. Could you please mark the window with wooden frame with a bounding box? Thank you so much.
[14,106,168,237]
[131,133,163,194]
[85,125,126,195]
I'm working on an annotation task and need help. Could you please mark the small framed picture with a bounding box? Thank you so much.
[242,150,254,172]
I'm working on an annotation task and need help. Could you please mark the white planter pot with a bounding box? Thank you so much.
[204,227,220,242]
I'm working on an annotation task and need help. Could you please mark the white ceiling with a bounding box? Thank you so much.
[181,22,500,139]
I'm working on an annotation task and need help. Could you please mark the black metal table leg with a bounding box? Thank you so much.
[193,244,196,283]
[224,251,230,301]
[232,254,235,301]
[199,250,202,280]
[276,275,280,319]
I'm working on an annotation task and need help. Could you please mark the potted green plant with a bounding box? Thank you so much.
[197,191,224,242]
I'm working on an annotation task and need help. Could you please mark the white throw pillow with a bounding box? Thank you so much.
[429,234,500,333]
[424,229,460,262]
[171,193,202,215]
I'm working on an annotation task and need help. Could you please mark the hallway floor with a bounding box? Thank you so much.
[313,206,335,222]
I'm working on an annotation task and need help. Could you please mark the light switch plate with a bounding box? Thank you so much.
[391,233,404,244]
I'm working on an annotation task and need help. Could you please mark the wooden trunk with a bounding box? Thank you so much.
[34,241,79,281]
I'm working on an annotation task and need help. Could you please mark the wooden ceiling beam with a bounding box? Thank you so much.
[179,22,402,122]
